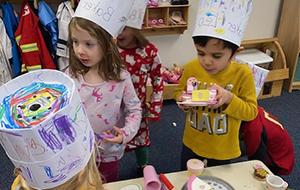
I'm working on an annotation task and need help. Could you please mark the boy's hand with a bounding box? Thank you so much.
[177,91,192,112]
[209,84,233,109]
[102,126,123,144]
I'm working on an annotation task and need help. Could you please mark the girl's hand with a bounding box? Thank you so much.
[102,126,123,144]
[209,84,233,109]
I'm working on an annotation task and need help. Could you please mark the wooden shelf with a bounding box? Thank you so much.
[143,4,190,36]
[142,25,187,35]
[277,0,300,92]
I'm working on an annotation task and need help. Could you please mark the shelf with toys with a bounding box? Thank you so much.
[142,3,189,35]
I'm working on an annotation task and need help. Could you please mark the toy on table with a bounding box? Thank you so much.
[159,173,175,190]
[187,159,205,177]
[187,176,212,190]
[253,164,269,181]
[177,77,217,106]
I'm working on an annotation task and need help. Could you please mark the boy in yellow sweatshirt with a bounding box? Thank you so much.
[175,0,258,169]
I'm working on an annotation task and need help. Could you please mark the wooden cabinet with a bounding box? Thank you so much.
[142,4,189,35]
[277,0,300,92]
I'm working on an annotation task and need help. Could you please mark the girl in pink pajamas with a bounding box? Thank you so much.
[66,16,142,183]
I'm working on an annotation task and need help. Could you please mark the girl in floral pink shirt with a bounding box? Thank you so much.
[66,17,142,182]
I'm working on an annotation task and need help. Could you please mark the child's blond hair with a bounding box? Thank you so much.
[12,150,103,190]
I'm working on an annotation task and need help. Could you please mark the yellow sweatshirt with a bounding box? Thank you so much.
[175,59,257,160]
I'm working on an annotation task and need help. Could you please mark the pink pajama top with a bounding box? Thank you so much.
[69,70,142,162]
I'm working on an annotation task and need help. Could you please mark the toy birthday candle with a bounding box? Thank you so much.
[73,0,135,37]
[0,70,95,189]
[192,0,253,46]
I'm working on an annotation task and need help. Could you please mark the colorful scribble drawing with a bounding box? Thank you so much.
[54,115,76,145]
[38,115,76,152]
[43,159,82,184]
[1,82,68,129]
[0,69,96,189]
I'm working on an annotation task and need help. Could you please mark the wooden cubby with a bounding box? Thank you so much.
[240,38,289,99]
[142,4,189,36]
[277,0,300,92]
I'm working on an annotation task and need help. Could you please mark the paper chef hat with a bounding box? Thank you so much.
[126,0,148,29]
[0,70,95,189]
[73,0,135,37]
[192,0,253,46]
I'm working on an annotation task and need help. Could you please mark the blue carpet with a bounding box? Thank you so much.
[120,90,300,188]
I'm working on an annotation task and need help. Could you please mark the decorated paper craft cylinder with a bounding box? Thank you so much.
[187,159,204,176]
[143,165,162,190]
[73,0,135,37]
[0,70,95,189]
[192,0,253,46]
[126,0,148,29]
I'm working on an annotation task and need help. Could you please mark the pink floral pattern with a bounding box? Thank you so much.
[69,70,142,162]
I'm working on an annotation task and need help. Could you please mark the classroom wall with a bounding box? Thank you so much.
[148,0,283,68]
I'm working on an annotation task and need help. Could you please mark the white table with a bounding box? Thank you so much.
[104,160,272,190]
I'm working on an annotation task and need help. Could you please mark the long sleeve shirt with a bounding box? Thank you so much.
[69,70,142,162]
[119,43,163,120]
[175,59,258,160]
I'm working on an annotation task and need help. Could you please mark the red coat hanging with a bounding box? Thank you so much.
[15,1,56,72]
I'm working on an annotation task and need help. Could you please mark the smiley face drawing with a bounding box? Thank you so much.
[2,82,68,128]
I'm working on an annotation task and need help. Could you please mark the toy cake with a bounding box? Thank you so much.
[179,77,217,106]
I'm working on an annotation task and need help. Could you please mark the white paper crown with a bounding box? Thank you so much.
[192,0,253,46]
[73,0,135,37]
[126,0,148,29]
[0,70,95,189]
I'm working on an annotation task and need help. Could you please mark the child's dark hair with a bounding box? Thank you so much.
[192,36,239,56]
[128,27,149,48]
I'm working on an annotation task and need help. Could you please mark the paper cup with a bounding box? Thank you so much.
[266,175,288,190]
[187,159,204,176]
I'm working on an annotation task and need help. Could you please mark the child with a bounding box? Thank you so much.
[175,0,258,169]
[67,0,142,182]
[117,0,164,174]
[241,106,295,175]
[11,151,103,190]
[0,69,103,190]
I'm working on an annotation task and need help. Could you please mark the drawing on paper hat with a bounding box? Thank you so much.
[126,0,148,29]
[192,0,253,46]
[73,0,135,37]
[0,70,95,189]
